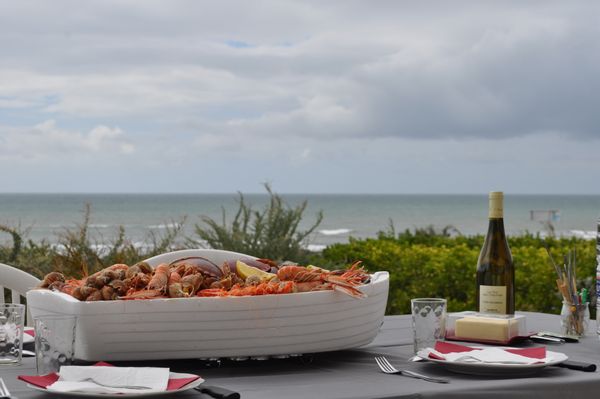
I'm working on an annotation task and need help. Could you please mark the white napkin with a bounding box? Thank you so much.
[47,366,170,394]
[418,347,545,365]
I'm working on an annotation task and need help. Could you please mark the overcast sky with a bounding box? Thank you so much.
[1,0,599,194]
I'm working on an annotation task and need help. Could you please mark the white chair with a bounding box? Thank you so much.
[0,262,41,325]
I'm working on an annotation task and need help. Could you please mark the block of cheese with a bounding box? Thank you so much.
[454,316,520,341]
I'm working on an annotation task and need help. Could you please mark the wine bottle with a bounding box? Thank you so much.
[476,191,515,314]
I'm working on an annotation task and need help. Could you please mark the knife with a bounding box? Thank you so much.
[195,384,241,399]
[557,360,597,372]
[534,331,579,343]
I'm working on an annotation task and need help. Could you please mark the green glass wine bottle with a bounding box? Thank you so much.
[476,191,515,315]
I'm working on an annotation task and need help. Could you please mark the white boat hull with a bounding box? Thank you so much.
[27,249,389,361]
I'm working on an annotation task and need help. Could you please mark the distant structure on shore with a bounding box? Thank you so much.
[530,209,560,236]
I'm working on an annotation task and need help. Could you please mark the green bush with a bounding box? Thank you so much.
[193,184,323,263]
[319,230,596,315]
[0,204,187,280]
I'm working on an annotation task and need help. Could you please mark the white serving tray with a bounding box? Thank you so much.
[27,249,389,361]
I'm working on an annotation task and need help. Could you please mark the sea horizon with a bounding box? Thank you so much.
[1,193,598,251]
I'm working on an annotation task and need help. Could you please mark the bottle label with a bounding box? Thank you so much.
[479,285,507,313]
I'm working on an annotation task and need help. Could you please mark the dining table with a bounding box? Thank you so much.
[2,311,599,399]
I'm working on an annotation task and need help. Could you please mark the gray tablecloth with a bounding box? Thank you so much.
[2,312,599,398]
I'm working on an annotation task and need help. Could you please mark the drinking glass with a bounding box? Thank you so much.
[560,301,589,337]
[411,298,447,354]
[34,315,77,375]
[0,304,25,365]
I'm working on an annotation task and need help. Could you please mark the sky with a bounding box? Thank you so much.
[1,0,599,194]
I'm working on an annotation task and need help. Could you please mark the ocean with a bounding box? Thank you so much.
[0,194,599,251]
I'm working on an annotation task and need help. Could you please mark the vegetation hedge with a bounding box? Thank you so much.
[319,230,596,316]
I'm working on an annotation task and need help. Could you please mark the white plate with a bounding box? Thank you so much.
[418,350,568,376]
[27,372,204,397]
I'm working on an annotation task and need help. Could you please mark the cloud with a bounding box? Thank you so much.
[0,120,134,161]
[2,1,597,145]
[5,2,600,145]
[215,7,600,141]
[1,1,599,193]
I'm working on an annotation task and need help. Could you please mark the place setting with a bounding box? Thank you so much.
[23,316,190,398]
[415,341,568,377]
[373,292,593,382]
[0,301,238,398]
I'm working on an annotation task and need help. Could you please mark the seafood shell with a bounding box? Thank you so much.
[169,256,223,278]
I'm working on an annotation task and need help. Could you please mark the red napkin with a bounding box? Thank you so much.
[431,341,546,360]
[18,362,200,391]
[24,329,35,337]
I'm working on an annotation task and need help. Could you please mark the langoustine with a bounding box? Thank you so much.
[197,261,369,299]
[276,261,367,298]
[37,258,369,300]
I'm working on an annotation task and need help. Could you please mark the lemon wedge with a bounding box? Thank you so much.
[236,260,276,281]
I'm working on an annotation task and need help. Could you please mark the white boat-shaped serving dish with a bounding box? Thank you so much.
[27,249,389,361]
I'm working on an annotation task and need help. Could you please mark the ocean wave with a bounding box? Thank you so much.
[567,230,596,240]
[148,223,181,229]
[50,243,65,253]
[50,241,185,257]
[46,223,111,229]
[306,244,327,252]
[319,228,352,236]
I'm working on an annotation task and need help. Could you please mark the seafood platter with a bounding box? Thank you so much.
[27,249,389,361]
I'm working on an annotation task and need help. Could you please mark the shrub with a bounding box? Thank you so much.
[319,230,596,315]
[0,204,187,279]
[193,184,323,263]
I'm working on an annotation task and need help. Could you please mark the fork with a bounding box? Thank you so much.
[374,356,449,383]
[0,378,11,399]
